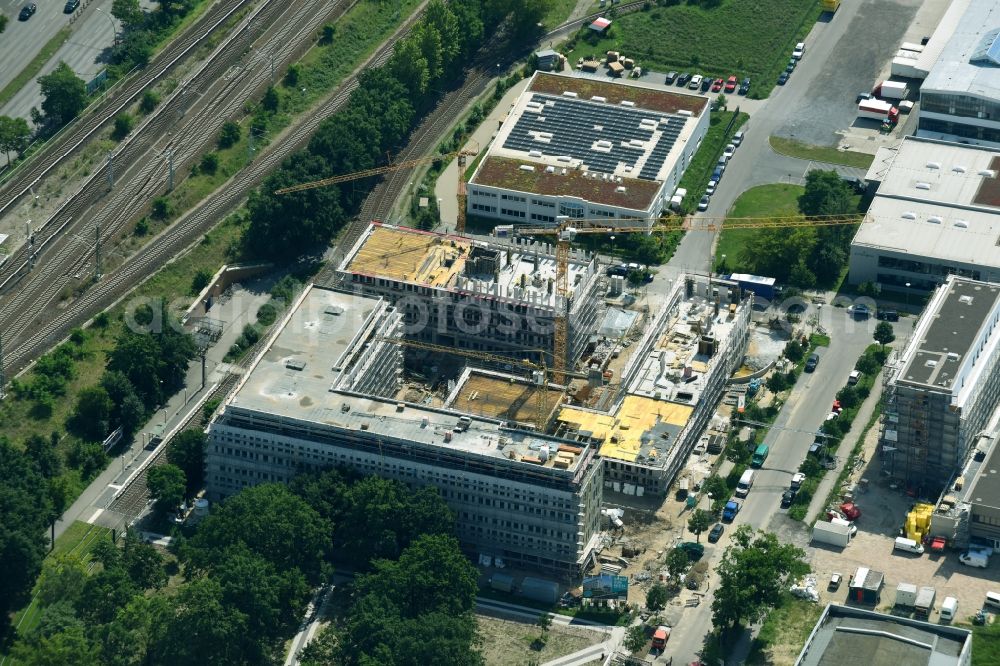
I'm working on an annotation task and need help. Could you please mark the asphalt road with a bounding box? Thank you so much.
[0,0,77,94]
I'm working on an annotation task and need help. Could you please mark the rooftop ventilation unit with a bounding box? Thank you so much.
[286,359,306,371]
[519,164,536,172]
[954,220,969,228]
[915,182,931,190]
[324,305,345,316]
[620,100,635,107]
[562,91,578,98]
[591,95,607,102]
[928,216,943,224]
[926,162,941,169]
[528,150,543,157]
[616,186,627,193]
[979,169,996,177]
[953,165,967,173]
[902,211,917,220]
[677,110,693,117]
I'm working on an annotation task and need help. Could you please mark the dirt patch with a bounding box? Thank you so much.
[528,72,708,116]
[477,615,603,666]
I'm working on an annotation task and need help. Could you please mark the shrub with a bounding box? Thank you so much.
[139,90,160,114]
[151,197,171,220]
[218,121,241,149]
[190,269,213,295]
[200,152,219,174]
[112,113,134,140]
[284,63,301,88]
[134,217,149,236]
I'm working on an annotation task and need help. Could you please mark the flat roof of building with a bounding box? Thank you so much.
[446,369,566,427]
[469,72,707,210]
[228,285,591,474]
[963,407,1000,509]
[897,277,1000,391]
[796,604,971,666]
[923,0,1000,101]
[340,222,595,306]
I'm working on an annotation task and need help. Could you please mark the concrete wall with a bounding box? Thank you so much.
[184,262,273,322]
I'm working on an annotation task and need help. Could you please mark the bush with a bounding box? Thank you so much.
[218,121,241,149]
[256,302,278,327]
[200,152,219,174]
[134,217,149,236]
[151,197,171,220]
[190,269,213,295]
[112,113,134,140]
[320,23,335,44]
[139,90,160,114]
[284,63,301,88]
[784,339,804,363]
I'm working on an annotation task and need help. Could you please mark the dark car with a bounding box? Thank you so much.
[805,352,819,372]
[707,523,724,543]
[738,77,751,95]
[785,62,796,75]
[777,72,789,85]
[18,3,37,20]
[606,264,628,277]
[665,71,678,85]
[781,489,796,508]
[877,309,899,321]
[677,72,692,86]
[851,304,871,319]
[64,0,80,12]
[700,76,712,92]
[856,91,872,103]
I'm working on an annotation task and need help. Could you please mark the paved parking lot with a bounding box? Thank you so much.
[774,0,928,148]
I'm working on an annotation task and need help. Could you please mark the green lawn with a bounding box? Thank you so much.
[563,0,822,98]
[715,183,804,269]
[970,620,1000,666]
[769,136,875,168]
[678,110,748,212]
[747,595,823,664]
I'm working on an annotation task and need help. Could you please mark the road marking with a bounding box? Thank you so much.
[86,508,104,524]
[108,483,122,490]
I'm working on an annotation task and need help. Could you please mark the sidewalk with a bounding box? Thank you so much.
[803,370,883,524]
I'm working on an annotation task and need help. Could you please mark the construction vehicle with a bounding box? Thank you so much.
[373,336,589,430]
[273,146,479,232]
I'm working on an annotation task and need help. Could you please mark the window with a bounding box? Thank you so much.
[501,194,526,202]
[500,208,526,218]
[471,203,497,213]
[530,213,554,222]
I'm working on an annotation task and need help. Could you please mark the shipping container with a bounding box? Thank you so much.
[895,582,918,607]
[915,586,936,616]
[812,520,851,548]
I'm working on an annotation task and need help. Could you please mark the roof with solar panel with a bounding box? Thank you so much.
[470,72,708,210]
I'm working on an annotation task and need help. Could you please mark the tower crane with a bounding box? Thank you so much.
[508,212,864,383]
[273,146,479,232]
[374,336,589,430]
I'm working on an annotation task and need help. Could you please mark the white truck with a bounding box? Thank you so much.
[895,582,918,607]
[874,80,909,100]
[812,520,852,548]
[858,99,900,123]
[891,56,927,79]
[915,586,936,617]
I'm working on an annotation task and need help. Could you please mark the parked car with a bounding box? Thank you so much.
[785,61,796,75]
[792,42,805,59]
[700,76,712,92]
[851,304,871,319]
[722,499,741,522]
[828,573,842,590]
[877,309,899,321]
[723,143,736,158]
[18,3,37,20]
[706,183,716,196]
[780,489,796,508]
[777,72,789,85]
[689,74,703,90]
[711,77,724,92]
[738,77,751,95]
[790,472,805,489]
[665,71,678,84]
[677,72,692,86]
[698,195,710,211]
[64,0,80,12]
[707,523,725,543]
[848,370,862,385]
[732,129,745,145]
[724,75,738,93]
[857,91,872,103]
[805,353,819,372]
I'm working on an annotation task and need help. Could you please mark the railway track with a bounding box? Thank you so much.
[0,0,260,223]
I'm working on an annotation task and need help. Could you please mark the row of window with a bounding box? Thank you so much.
[922,93,1000,123]
[472,190,498,198]
[500,207,526,218]
[501,194,526,202]
[472,203,496,213]
[531,213,555,223]
[877,255,982,280]
[532,199,555,208]
[919,115,1000,144]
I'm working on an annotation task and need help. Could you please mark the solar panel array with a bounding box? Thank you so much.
[501,93,687,181]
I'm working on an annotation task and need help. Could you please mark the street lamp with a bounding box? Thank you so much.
[610,235,615,258]
[95,8,118,43]
[904,282,911,309]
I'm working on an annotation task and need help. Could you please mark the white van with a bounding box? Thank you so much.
[959,550,989,568]
[735,469,755,498]
[986,591,1000,611]
[894,536,925,554]
[940,596,958,621]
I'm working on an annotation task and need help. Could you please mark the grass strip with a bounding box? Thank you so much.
[769,136,875,169]
[715,183,804,269]
[0,27,72,108]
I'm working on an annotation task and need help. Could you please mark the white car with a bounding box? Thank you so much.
[826,411,839,421]
[723,143,736,158]
[792,42,805,59]
[698,195,710,211]
[708,177,719,189]
[790,472,805,489]
[706,183,716,196]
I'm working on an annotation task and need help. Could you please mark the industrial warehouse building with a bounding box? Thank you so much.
[205,285,605,576]
[880,276,1000,495]
[467,72,710,229]
[795,604,972,666]
[849,137,1000,293]
[336,222,602,366]
[555,277,752,495]
[918,0,1000,147]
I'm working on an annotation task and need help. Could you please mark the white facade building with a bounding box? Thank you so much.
[468,72,710,229]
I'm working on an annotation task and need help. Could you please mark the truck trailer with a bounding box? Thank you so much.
[891,57,927,79]
[915,586,936,617]
[895,582,918,607]
[812,520,852,548]
[874,80,909,100]
[858,99,899,123]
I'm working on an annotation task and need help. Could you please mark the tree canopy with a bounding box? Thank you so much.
[147,464,186,515]
[711,525,810,630]
[38,62,87,129]
[0,115,31,161]
[874,321,895,349]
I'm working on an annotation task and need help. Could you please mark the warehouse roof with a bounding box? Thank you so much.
[796,604,971,666]
[923,0,1000,101]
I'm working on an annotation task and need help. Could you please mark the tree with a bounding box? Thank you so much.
[167,430,206,496]
[874,321,895,350]
[151,578,250,665]
[122,531,167,590]
[799,170,855,218]
[37,555,87,607]
[139,90,160,114]
[24,432,62,479]
[147,464,186,515]
[100,370,146,435]
[624,625,647,653]
[665,548,689,585]
[687,509,713,542]
[200,152,219,174]
[784,339,804,363]
[645,582,668,614]
[835,385,860,410]
[69,385,114,441]
[38,62,87,128]
[535,612,552,634]
[101,594,171,666]
[0,115,31,161]
[711,525,809,631]
[111,0,143,28]
[0,15,7,35]
[11,623,100,666]
[112,113,134,140]
[218,120,241,148]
